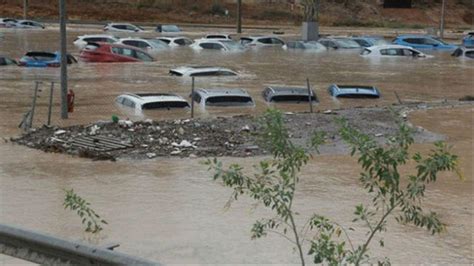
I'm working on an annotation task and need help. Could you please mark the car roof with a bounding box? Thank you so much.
[120,93,187,104]
[367,44,413,50]
[158,36,189,40]
[25,51,57,56]
[194,88,251,97]
[170,66,237,74]
[79,34,118,39]
[265,86,313,95]
[397,34,436,38]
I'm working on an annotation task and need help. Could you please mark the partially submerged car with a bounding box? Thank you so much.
[318,37,361,49]
[73,34,119,49]
[191,88,254,107]
[240,36,285,47]
[360,45,429,58]
[392,35,457,50]
[115,93,189,113]
[18,51,76,67]
[169,66,238,77]
[157,36,193,47]
[0,56,17,66]
[117,37,169,54]
[190,39,245,51]
[156,24,181,33]
[351,36,390,47]
[79,42,154,63]
[462,31,474,47]
[451,47,474,59]
[283,41,327,51]
[262,86,318,103]
[12,20,45,29]
[0,18,17,28]
[328,85,380,98]
[104,23,144,33]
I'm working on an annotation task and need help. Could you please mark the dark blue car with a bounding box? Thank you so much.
[18,51,76,67]
[393,35,457,50]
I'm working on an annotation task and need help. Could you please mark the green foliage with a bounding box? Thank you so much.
[206,109,460,265]
[63,189,108,234]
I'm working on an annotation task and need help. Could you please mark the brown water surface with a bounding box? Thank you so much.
[0,27,472,264]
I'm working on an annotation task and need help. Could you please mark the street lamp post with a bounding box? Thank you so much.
[59,0,68,119]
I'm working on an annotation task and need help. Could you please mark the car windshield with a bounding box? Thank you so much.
[335,39,361,48]
[432,37,449,45]
[270,95,315,102]
[147,39,169,49]
[135,25,145,31]
[304,41,325,49]
[220,40,245,51]
[162,25,180,32]
[25,52,55,61]
[206,96,253,106]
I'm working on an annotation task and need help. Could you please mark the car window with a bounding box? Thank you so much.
[271,38,284,45]
[354,39,370,47]
[126,25,137,31]
[421,38,438,45]
[113,25,127,30]
[205,96,253,106]
[258,38,273,44]
[403,49,418,56]
[178,39,192,45]
[192,93,202,103]
[207,35,226,39]
[380,49,401,56]
[122,48,135,57]
[142,101,188,109]
[122,98,135,108]
[111,47,123,55]
[0,58,6,65]
[136,51,153,62]
[404,38,424,45]
[160,39,171,44]
[466,51,474,58]
[240,38,252,45]
[116,97,124,104]
[361,49,371,55]
[190,71,217,76]
[200,43,223,50]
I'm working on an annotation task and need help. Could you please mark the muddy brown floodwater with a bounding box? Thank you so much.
[0,26,472,264]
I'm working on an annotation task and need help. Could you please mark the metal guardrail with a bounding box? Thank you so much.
[0,224,158,265]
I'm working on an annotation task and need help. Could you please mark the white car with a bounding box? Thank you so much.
[104,23,144,33]
[191,88,254,107]
[117,38,169,54]
[452,47,474,59]
[169,66,238,77]
[73,34,119,49]
[240,36,285,47]
[360,45,429,58]
[190,39,245,52]
[157,37,193,47]
[12,20,45,29]
[115,93,189,114]
[204,34,233,40]
[0,18,17,28]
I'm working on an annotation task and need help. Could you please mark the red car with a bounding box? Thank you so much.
[79,42,154,63]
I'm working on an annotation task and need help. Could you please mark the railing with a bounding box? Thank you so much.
[0,223,158,265]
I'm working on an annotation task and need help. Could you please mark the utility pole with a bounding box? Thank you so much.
[59,0,68,119]
[23,0,28,19]
[439,0,446,39]
[237,0,242,33]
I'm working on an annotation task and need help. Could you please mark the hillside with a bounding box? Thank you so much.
[0,0,471,28]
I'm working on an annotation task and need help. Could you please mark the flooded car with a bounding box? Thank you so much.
[190,39,245,52]
[169,66,238,77]
[0,56,17,66]
[328,84,380,98]
[360,45,429,58]
[283,41,326,51]
[156,24,181,33]
[18,51,76,67]
[0,18,17,28]
[262,86,318,103]
[73,34,119,50]
[191,88,255,107]
[79,42,154,63]
[157,36,193,47]
[392,35,458,50]
[117,37,169,54]
[319,37,361,49]
[240,36,285,47]
[104,23,144,33]
[451,47,474,59]
[11,19,45,29]
[115,93,189,115]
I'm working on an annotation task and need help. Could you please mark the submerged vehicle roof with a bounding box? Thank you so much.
[263,86,318,102]
[328,84,380,98]
[169,66,238,76]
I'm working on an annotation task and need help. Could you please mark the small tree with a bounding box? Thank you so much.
[206,109,461,265]
[63,189,108,234]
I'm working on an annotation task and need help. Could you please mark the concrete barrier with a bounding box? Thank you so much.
[0,223,158,265]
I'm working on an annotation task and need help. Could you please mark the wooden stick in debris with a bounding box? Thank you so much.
[306,78,313,113]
